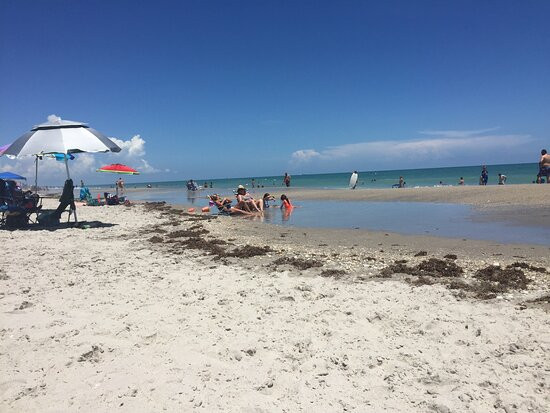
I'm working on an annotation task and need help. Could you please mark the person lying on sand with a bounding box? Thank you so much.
[209,194,254,216]
[235,185,263,213]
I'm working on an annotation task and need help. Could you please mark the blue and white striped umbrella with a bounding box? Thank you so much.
[4,117,120,158]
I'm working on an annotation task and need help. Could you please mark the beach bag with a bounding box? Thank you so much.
[38,211,60,227]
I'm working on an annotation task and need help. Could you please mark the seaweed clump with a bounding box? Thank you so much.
[471,265,531,299]
[226,245,272,258]
[380,258,463,278]
[273,257,324,270]
[320,269,347,279]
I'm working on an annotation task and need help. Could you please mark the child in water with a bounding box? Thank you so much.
[280,194,293,209]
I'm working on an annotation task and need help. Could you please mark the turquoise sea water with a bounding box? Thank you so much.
[96,162,541,190]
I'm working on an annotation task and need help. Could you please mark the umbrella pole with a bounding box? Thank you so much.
[64,155,78,224]
[64,155,71,179]
[34,156,38,191]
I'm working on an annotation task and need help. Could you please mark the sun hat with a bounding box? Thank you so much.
[237,185,245,190]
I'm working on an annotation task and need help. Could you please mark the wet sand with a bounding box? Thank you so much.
[286,184,550,208]
[1,199,549,411]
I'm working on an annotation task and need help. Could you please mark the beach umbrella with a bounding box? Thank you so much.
[0,171,26,180]
[0,144,9,156]
[96,163,139,175]
[3,117,121,180]
[3,117,121,223]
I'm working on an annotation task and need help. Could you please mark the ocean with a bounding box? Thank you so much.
[100,162,540,190]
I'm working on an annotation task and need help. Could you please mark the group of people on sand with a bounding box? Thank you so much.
[208,185,293,216]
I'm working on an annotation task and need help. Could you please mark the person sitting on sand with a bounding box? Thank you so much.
[538,149,550,183]
[263,193,276,208]
[209,194,253,216]
[458,177,465,185]
[235,185,263,213]
[280,194,293,209]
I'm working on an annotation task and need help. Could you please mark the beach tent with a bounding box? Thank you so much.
[0,171,26,180]
[3,116,121,222]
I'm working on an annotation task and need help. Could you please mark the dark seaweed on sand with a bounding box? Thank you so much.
[167,228,209,238]
[380,258,463,278]
[225,245,272,258]
[273,257,324,270]
[320,269,347,278]
[473,265,530,293]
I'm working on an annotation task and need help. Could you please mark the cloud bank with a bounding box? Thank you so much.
[290,129,536,170]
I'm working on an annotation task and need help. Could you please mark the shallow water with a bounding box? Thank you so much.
[93,162,541,190]
[130,189,549,246]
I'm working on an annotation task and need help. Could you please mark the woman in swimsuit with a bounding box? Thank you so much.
[235,185,263,213]
[209,195,253,216]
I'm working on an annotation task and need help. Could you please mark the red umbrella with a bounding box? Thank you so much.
[97,163,139,175]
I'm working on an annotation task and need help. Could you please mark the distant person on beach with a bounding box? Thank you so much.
[251,178,256,188]
[458,177,465,185]
[203,182,208,188]
[116,178,125,196]
[280,194,293,209]
[538,149,549,183]
[283,172,291,187]
[481,165,488,185]
[498,174,507,185]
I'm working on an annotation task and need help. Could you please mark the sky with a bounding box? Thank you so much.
[1,0,549,185]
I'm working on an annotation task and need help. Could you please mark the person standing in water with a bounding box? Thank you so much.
[398,176,405,188]
[481,165,488,185]
[538,149,549,183]
[283,172,291,187]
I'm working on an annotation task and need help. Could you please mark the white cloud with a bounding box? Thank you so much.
[418,127,500,138]
[139,159,160,174]
[291,149,321,162]
[110,135,146,158]
[290,129,535,169]
[47,114,62,124]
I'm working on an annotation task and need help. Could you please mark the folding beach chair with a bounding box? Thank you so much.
[0,179,42,229]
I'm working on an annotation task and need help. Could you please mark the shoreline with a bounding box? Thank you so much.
[95,182,550,207]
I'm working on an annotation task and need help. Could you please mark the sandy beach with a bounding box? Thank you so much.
[1,193,549,412]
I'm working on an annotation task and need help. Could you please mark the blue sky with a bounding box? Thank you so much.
[1,0,549,184]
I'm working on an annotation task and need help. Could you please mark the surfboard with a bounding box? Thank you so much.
[349,172,358,189]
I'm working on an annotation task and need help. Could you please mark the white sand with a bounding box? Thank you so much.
[1,201,549,412]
